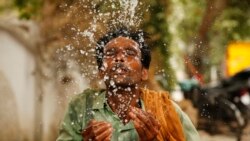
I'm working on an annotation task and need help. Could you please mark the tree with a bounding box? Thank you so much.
[192,0,228,74]
[143,0,176,91]
[167,0,250,82]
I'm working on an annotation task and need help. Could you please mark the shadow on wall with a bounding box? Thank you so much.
[0,71,20,140]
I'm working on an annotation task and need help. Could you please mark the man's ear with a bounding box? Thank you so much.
[141,68,148,81]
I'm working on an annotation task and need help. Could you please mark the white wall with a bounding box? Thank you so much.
[0,21,90,141]
[0,30,35,141]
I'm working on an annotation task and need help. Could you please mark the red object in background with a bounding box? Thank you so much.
[184,55,204,86]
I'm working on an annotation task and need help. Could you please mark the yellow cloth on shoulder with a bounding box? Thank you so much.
[140,89,186,141]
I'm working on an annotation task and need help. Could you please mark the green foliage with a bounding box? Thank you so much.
[173,0,205,43]
[14,0,42,19]
[166,0,249,81]
[212,0,250,41]
[0,1,13,13]
[209,0,250,66]
[143,0,176,91]
[164,0,206,82]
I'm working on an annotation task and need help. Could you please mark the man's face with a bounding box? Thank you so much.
[100,36,148,87]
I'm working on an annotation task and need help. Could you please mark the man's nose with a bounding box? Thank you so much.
[115,52,125,62]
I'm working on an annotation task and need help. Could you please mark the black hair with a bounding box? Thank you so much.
[95,27,151,69]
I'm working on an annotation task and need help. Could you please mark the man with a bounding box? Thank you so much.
[57,27,200,141]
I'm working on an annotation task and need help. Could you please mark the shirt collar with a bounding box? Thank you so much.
[91,90,106,109]
[91,90,145,111]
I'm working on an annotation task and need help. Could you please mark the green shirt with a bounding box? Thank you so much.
[56,89,200,141]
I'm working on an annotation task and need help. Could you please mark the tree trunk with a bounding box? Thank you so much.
[192,0,228,73]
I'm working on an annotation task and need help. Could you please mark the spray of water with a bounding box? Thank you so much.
[57,0,149,82]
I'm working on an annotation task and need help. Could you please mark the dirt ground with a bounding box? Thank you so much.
[199,124,250,141]
[178,99,250,141]
[199,130,236,141]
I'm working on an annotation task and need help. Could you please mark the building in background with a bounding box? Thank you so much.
[0,18,89,141]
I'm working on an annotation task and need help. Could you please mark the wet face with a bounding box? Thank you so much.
[99,36,148,87]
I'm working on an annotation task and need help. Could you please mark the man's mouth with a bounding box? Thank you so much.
[111,63,130,74]
[115,68,126,74]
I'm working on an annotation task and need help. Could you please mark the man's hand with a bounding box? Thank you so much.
[129,107,161,141]
[82,120,113,141]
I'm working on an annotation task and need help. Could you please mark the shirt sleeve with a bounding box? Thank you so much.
[171,101,201,141]
[56,95,86,141]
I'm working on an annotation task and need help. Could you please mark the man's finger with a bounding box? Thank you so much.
[93,123,112,136]
[148,113,161,129]
[131,107,154,130]
[82,121,111,138]
[133,117,147,140]
[82,120,98,136]
[130,107,160,140]
[95,126,112,141]
[134,107,160,128]
[104,133,112,141]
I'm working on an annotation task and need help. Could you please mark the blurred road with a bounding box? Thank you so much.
[177,99,250,141]
[199,124,250,141]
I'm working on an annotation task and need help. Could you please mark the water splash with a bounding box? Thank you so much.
[58,0,149,83]
[79,0,145,45]
[118,0,139,27]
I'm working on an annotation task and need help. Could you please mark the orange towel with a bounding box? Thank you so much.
[141,89,185,141]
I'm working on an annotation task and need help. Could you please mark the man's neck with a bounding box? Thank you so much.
[106,85,141,124]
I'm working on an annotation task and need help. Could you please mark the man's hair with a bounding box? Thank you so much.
[95,27,151,69]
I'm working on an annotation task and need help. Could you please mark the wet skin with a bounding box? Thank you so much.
[101,36,145,86]
[82,36,160,141]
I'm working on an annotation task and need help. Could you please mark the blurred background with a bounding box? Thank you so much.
[0,0,249,141]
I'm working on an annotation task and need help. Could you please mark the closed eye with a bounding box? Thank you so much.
[125,49,137,56]
[104,48,116,57]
